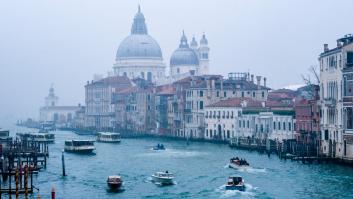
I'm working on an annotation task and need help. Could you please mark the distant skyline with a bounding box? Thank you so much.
[1,0,353,121]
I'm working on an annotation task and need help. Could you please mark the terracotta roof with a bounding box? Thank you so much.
[156,84,175,95]
[86,76,132,91]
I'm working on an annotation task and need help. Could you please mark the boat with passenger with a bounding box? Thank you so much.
[229,157,249,169]
[225,176,245,191]
[64,140,95,153]
[151,171,174,185]
[97,132,121,143]
[152,143,165,150]
[107,175,123,190]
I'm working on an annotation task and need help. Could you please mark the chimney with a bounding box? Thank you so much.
[264,77,267,87]
[337,40,342,47]
[251,74,254,83]
[324,44,329,52]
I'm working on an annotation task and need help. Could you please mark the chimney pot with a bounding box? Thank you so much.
[324,44,329,52]
[264,77,267,87]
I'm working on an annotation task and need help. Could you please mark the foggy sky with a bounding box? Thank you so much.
[1,0,353,122]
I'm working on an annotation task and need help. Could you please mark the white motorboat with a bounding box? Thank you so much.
[64,140,95,154]
[151,171,174,185]
[97,132,121,143]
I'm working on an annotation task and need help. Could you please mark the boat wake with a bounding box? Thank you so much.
[139,149,206,158]
[226,164,266,174]
[216,183,256,198]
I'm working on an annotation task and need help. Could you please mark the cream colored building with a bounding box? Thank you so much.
[320,34,353,160]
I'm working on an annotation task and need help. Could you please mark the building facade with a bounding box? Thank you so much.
[39,86,80,127]
[319,34,353,159]
[85,76,131,130]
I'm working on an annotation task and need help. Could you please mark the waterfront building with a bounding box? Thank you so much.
[155,85,175,136]
[294,86,320,144]
[113,6,166,83]
[319,34,353,159]
[39,86,81,127]
[184,73,269,139]
[84,76,131,130]
[204,96,295,142]
[113,78,156,133]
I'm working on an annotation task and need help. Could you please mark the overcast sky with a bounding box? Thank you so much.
[1,0,353,122]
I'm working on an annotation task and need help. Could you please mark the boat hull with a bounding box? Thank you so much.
[64,147,95,154]
[151,176,174,185]
[225,184,245,191]
[107,182,122,190]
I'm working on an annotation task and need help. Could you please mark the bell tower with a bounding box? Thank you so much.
[198,33,210,75]
[45,85,59,107]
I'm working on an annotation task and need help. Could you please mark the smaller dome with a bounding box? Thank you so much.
[170,48,199,66]
[170,31,199,66]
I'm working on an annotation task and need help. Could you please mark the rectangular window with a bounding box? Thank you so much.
[199,90,204,97]
[247,120,249,128]
[199,101,204,110]
[283,122,286,131]
[324,130,329,140]
[278,122,281,130]
[289,122,292,131]
[217,91,220,97]
[273,122,276,130]
[224,92,227,97]
[347,107,353,129]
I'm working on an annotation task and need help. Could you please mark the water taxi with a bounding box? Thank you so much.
[225,176,245,191]
[97,132,121,143]
[64,140,95,153]
[107,175,123,190]
[17,132,55,143]
[152,143,165,150]
[151,171,174,185]
[229,157,249,169]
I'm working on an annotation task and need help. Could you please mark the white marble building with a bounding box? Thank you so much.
[113,6,166,83]
[39,86,80,126]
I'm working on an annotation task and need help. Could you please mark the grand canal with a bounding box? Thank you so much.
[4,124,353,199]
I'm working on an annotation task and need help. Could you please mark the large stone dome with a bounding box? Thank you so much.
[170,32,199,66]
[116,34,163,60]
[115,6,163,61]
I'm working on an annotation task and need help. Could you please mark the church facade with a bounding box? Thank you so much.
[113,6,210,84]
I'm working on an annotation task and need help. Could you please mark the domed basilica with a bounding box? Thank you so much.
[113,6,210,84]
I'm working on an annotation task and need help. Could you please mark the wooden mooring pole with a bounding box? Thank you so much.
[61,150,66,176]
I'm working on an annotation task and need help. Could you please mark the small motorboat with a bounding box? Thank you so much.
[152,143,166,150]
[151,171,174,185]
[229,157,249,169]
[225,176,245,191]
[107,175,123,190]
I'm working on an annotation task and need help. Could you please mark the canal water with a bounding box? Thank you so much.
[3,124,353,198]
